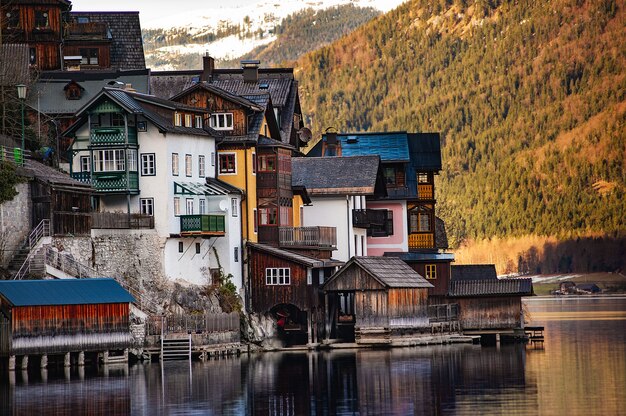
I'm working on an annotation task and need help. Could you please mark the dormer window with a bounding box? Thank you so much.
[184,114,192,127]
[34,10,49,28]
[174,112,182,127]
[417,173,431,184]
[194,115,203,128]
[210,113,233,130]
[6,10,20,28]
[63,81,84,100]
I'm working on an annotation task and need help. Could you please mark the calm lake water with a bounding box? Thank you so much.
[1,296,625,415]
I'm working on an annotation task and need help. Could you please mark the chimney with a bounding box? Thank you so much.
[241,59,260,83]
[202,53,215,82]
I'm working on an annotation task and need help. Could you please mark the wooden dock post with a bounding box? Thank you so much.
[101,351,109,365]
[21,355,28,370]
[40,354,48,369]
[8,355,15,371]
[78,351,85,366]
[64,352,71,368]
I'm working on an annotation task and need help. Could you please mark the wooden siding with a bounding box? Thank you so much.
[325,267,385,292]
[408,262,450,297]
[30,181,91,235]
[355,290,388,328]
[387,288,429,328]
[63,44,111,69]
[457,297,523,330]
[178,90,249,136]
[249,247,315,312]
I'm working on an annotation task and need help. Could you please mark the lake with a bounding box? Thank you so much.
[1,296,625,415]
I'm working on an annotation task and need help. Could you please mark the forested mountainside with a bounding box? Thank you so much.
[143,5,380,69]
[224,5,380,67]
[296,0,625,249]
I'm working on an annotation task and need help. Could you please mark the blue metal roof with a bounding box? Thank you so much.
[0,278,135,306]
[332,132,410,162]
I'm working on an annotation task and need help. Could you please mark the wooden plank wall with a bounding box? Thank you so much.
[355,290,389,328]
[178,90,249,136]
[63,44,111,69]
[324,268,385,292]
[457,297,522,330]
[387,288,429,328]
[408,262,450,297]
[249,247,311,312]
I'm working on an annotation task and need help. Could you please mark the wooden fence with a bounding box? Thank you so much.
[146,313,240,336]
[428,303,460,323]
[92,212,154,229]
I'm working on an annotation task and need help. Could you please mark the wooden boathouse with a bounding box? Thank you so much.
[0,278,135,370]
[323,257,433,344]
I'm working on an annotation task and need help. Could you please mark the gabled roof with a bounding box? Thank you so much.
[69,12,146,70]
[324,256,433,290]
[170,83,265,111]
[0,278,135,306]
[448,278,533,297]
[248,243,342,268]
[451,265,498,281]
[0,44,29,86]
[292,156,385,196]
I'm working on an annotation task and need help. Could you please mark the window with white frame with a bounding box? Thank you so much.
[266,268,290,285]
[140,198,154,216]
[185,154,192,177]
[93,149,125,172]
[198,155,206,177]
[174,112,182,126]
[141,153,156,176]
[127,149,138,172]
[231,198,238,217]
[172,153,179,176]
[185,114,192,127]
[199,199,206,214]
[174,197,180,216]
[186,198,194,215]
[80,156,90,172]
[195,115,203,128]
[210,113,234,130]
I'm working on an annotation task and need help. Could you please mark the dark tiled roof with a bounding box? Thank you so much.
[20,159,91,191]
[451,265,498,281]
[171,83,265,111]
[327,257,433,289]
[384,252,455,262]
[408,133,442,170]
[0,278,135,306]
[248,243,342,268]
[70,12,146,70]
[0,44,29,86]
[448,278,533,297]
[292,156,381,195]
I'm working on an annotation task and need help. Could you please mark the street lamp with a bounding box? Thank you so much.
[16,84,27,165]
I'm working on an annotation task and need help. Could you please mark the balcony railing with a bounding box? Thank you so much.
[417,184,434,200]
[180,215,226,236]
[91,172,139,193]
[90,127,137,146]
[65,22,108,38]
[92,212,154,229]
[408,233,434,249]
[279,226,337,249]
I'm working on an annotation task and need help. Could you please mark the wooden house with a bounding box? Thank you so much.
[448,265,533,332]
[247,242,341,344]
[323,257,433,344]
[0,278,135,366]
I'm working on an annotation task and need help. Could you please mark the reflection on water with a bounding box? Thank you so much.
[1,296,625,415]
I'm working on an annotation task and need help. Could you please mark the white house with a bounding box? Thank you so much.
[64,86,243,291]
[291,155,388,262]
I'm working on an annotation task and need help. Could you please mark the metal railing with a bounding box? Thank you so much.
[279,226,337,249]
[0,144,32,166]
[146,313,240,336]
[13,220,51,280]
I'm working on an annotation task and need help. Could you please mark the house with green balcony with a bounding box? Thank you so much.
[62,86,244,292]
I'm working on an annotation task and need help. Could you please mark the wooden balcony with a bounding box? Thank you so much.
[92,172,139,193]
[279,226,337,249]
[92,213,154,229]
[417,184,434,200]
[180,215,226,237]
[65,22,108,39]
[408,233,435,249]
[90,127,137,146]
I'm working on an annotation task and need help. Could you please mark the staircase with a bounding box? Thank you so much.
[11,219,51,280]
[161,335,191,361]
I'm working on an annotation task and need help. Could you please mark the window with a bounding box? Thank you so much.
[93,149,125,172]
[211,152,215,166]
[178,242,184,252]
[258,155,276,172]
[198,155,206,177]
[418,173,430,183]
[425,264,437,280]
[29,48,36,65]
[210,113,234,130]
[111,113,124,127]
[80,156,90,172]
[231,198,238,217]
[172,153,179,176]
[140,198,154,216]
[279,206,292,226]
[185,154,192,177]
[174,113,182,127]
[195,243,201,254]
[265,268,291,285]
[66,85,81,100]
[253,208,258,233]
[194,115,203,128]
[259,206,277,225]
[127,149,138,172]
[385,210,394,236]
[199,199,206,214]
[409,210,431,233]
[219,153,236,174]
[186,199,194,215]
[141,153,156,176]
[252,152,257,174]
[234,247,239,263]
[34,10,49,28]
[79,48,99,65]
[6,10,20,28]
[185,114,192,127]
[174,197,180,216]
[419,212,431,232]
